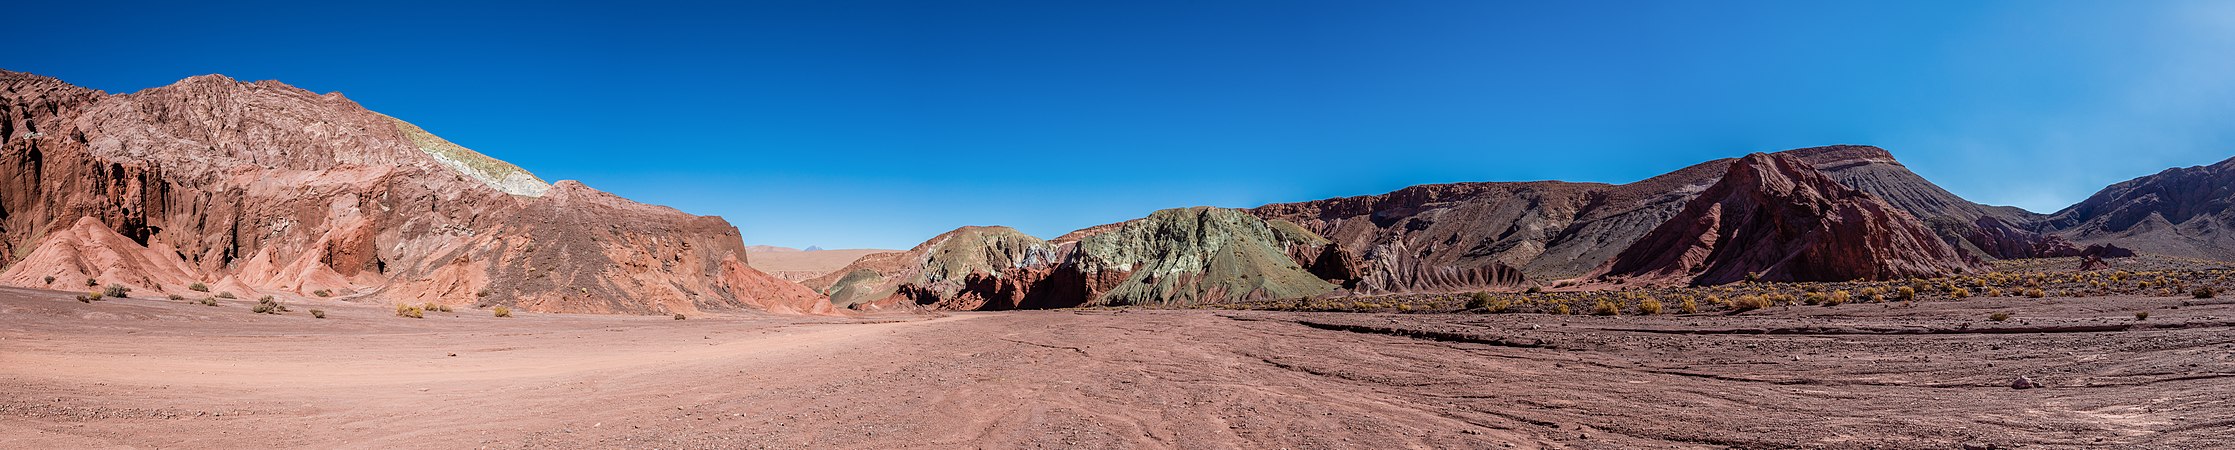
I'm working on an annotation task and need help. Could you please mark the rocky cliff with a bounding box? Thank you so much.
[0,70,826,315]
[1602,153,1983,285]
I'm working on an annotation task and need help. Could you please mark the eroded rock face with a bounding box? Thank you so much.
[2048,156,2235,261]
[0,70,826,315]
[1602,153,1982,285]
[804,226,1060,310]
[814,207,1345,310]
[1784,145,2062,260]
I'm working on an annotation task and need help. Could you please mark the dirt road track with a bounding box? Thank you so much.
[4,287,2231,448]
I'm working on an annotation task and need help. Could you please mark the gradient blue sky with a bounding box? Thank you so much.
[9,1,2234,249]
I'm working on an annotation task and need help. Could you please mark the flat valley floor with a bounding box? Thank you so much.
[3,287,2231,449]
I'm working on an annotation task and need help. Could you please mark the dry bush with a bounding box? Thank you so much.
[1989,312,2010,321]
[1636,298,1663,315]
[43,276,55,284]
[251,297,288,315]
[102,284,130,298]
[2024,288,2047,298]
[396,304,424,318]
[1896,286,1917,301]
[1590,299,1621,316]
[310,309,326,319]
[215,291,237,299]
[313,289,332,297]
[188,282,209,292]
[1679,297,1699,314]
[198,297,218,306]
[1729,295,1771,312]
[2135,311,2150,320]
[673,313,687,320]
[2196,287,2218,299]
[1825,290,1850,306]
[493,305,513,318]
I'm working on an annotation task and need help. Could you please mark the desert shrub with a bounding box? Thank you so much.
[167,294,185,301]
[84,278,98,287]
[43,276,55,284]
[438,304,453,312]
[310,309,326,319]
[1636,298,1663,315]
[312,289,332,297]
[2135,311,2150,320]
[673,313,687,320]
[215,291,237,299]
[1985,288,2004,297]
[1729,295,1771,312]
[1554,304,1572,315]
[1524,286,1543,294]
[251,297,288,315]
[396,304,424,318]
[1466,292,1495,310]
[476,289,491,298]
[198,297,218,306]
[493,305,512,318]
[1590,299,1620,316]
[1896,286,1917,301]
[2196,287,2218,299]
[2024,288,2047,298]
[1989,312,2010,321]
[76,293,93,303]
[1801,292,1827,305]
[1825,291,1850,306]
[102,284,131,298]
[86,291,104,301]
[188,282,209,292]
[1679,297,1699,314]
[1744,271,1762,283]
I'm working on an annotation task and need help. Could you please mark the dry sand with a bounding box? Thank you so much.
[3,286,2231,449]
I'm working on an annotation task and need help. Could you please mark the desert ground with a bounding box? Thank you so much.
[3,286,2232,449]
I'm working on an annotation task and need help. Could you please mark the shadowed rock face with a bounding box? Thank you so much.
[0,70,826,315]
[814,207,1344,310]
[1603,153,1982,285]
[2048,156,2235,261]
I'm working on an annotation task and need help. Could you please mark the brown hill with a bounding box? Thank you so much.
[0,70,826,315]
[1602,153,1982,285]
[2047,156,2235,261]
[744,247,897,282]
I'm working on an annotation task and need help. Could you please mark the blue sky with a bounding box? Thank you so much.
[9,1,2234,249]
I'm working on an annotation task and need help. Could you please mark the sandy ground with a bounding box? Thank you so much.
[3,287,2231,449]
[744,249,895,282]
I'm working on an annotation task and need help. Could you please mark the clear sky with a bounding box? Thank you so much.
[8,1,2234,249]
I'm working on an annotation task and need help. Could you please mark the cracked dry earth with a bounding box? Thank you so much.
[4,286,2232,449]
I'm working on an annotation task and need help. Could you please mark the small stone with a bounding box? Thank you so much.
[2010,376,2042,389]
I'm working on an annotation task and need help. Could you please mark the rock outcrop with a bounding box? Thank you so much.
[0,70,826,315]
[1782,145,2063,259]
[811,207,1345,310]
[1601,153,1982,285]
[2047,156,2235,261]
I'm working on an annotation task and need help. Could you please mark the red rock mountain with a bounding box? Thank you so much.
[0,70,827,315]
[1601,153,1982,285]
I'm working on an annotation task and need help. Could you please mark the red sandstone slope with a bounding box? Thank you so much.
[0,70,825,315]
[1602,153,1981,285]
